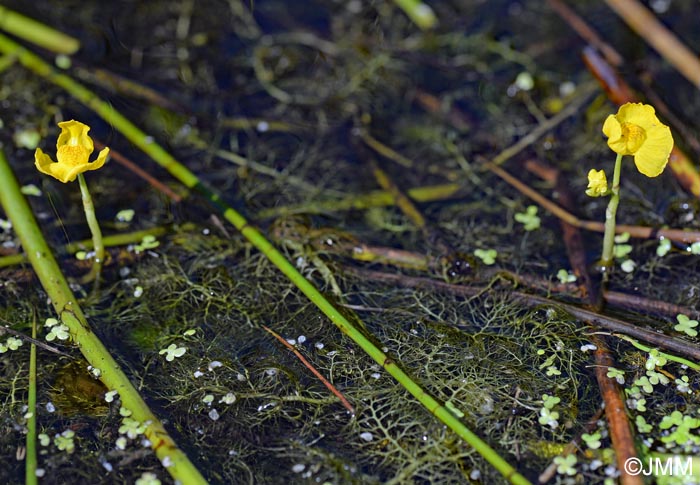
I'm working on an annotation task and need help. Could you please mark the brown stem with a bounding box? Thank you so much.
[592,335,643,485]
[263,326,354,414]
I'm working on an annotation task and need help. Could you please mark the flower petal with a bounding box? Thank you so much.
[602,114,629,155]
[35,148,75,183]
[58,148,110,182]
[633,122,673,177]
[615,103,658,131]
[57,120,94,154]
[34,148,55,175]
[89,147,110,171]
[602,103,673,177]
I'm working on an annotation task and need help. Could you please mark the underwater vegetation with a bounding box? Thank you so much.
[0,1,699,484]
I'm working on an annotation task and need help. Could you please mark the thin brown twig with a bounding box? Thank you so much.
[491,81,599,166]
[94,139,184,203]
[484,158,700,243]
[262,325,354,414]
[0,324,74,358]
[603,0,700,89]
[412,89,473,132]
[547,0,623,66]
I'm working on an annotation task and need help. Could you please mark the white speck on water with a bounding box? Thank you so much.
[292,464,306,473]
[220,393,236,404]
[193,369,204,378]
[359,432,373,442]
[297,335,306,344]
[45,402,55,413]
[559,81,576,97]
[101,459,113,472]
[115,437,127,450]
[208,360,223,371]
[256,121,269,132]
[315,342,324,350]
[209,409,220,421]
[257,402,276,412]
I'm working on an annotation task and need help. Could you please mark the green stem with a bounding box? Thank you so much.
[0,225,174,268]
[77,173,104,284]
[25,312,38,485]
[601,153,624,267]
[0,5,79,54]
[0,152,208,485]
[0,33,530,485]
[613,334,700,371]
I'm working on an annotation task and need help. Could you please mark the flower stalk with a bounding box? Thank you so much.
[600,153,623,268]
[77,173,104,283]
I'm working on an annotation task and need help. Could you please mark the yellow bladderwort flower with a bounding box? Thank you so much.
[35,120,109,287]
[592,102,674,274]
[585,169,608,197]
[602,103,673,177]
[35,120,109,183]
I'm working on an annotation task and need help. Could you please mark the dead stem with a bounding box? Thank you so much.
[592,335,643,485]
[263,325,354,414]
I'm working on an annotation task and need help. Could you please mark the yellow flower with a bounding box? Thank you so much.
[35,120,109,183]
[602,103,673,177]
[586,168,608,197]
